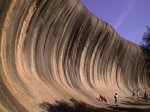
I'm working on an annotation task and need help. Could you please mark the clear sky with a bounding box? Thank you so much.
[80,0,150,45]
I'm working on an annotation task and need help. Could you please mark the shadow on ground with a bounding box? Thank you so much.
[39,98,150,112]
[121,100,150,106]
[109,106,150,112]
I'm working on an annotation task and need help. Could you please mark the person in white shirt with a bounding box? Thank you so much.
[132,90,136,96]
[137,90,140,100]
[114,93,119,107]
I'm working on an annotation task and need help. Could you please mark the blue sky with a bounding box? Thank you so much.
[80,0,150,45]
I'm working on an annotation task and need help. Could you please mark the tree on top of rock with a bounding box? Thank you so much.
[141,26,150,49]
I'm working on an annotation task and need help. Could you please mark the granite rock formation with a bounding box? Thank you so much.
[0,0,149,111]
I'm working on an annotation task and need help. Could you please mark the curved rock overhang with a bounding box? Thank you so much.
[0,0,149,111]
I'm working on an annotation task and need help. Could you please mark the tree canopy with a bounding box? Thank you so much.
[141,26,150,49]
[141,26,150,75]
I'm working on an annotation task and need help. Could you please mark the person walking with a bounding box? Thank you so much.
[137,90,140,100]
[144,91,148,102]
[132,90,136,96]
[114,93,119,107]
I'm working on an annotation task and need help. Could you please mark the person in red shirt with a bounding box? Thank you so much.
[98,95,107,103]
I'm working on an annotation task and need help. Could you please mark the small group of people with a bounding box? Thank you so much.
[132,90,149,102]
[98,93,118,106]
[98,90,149,107]
[114,90,149,107]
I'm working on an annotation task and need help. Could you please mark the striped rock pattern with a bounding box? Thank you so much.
[0,0,149,111]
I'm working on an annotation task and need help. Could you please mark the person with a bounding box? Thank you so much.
[137,90,140,100]
[144,91,148,102]
[99,95,107,103]
[114,93,119,107]
[132,90,136,96]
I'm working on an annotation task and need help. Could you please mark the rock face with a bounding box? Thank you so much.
[0,0,149,111]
